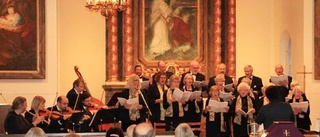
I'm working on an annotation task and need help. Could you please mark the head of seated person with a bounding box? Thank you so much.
[106,127,124,137]
[133,122,155,137]
[126,124,137,137]
[25,127,47,137]
[175,123,194,137]
[265,85,280,101]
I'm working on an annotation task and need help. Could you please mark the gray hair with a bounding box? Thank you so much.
[175,123,194,137]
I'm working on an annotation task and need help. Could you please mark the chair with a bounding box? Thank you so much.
[153,122,166,132]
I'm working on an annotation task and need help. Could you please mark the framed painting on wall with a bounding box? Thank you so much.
[0,0,45,79]
[135,0,207,67]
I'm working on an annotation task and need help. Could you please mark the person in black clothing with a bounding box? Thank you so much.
[25,96,49,132]
[237,65,263,98]
[255,85,295,130]
[203,85,230,137]
[163,75,185,131]
[179,61,206,91]
[151,60,173,85]
[66,78,87,110]
[134,64,149,82]
[269,64,293,101]
[148,72,168,124]
[76,92,98,132]
[4,96,44,134]
[47,96,71,133]
[208,63,234,94]
[118,74,148,131]
[288,86,311,131]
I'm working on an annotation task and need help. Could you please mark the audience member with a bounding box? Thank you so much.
[25,127,47,137]
[126,124,137,137]
[106,127,125,137]
[133,122,155,137]
[174,123,194,137]
[64,133,81,137]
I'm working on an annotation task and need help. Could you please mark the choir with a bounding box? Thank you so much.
[2,61,312,137]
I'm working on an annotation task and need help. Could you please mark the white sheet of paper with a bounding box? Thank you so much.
[141,81,149,89]
[192,81,202,88]
[208,100,228,112]
[219,92,232,102]
[290,101,309,112]
[181,91,192,101]
[126,98,139,107]
[270,75,288,86]
[224,83,234,91]
[117,97,127,106]
[190,91,202,100]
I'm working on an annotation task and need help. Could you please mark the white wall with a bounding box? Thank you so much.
[0,0,58,108]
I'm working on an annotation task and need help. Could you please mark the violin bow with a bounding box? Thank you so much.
[48,92,58,120]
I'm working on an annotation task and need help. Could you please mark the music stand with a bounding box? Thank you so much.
[107,92,122,106]
[69,112,84,124]
[89,109,119,131]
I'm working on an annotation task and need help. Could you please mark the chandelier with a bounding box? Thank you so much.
[86,0,127,17]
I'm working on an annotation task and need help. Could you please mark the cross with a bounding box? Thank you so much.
[283,129,290,136]
[296,66,313,91]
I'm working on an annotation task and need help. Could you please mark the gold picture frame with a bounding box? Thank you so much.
[0,0,45,79]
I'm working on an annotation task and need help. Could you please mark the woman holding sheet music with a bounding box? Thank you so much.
[230,82,257,137]
[163,75,185,131]
[203,85,230,137]
[118,74,147,131]
[214,74,234,103]
[182,74,203,122]
[287,86,311,130]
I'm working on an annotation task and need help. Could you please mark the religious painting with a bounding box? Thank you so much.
[315,0,320,80]
[141,0,203,61]
[0,0,45,79]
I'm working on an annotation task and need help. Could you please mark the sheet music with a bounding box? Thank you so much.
[192,81,208,88]
[141,81,150,89]
[270,75,288,86]
[117,97,139,107]
[219,92,232,102]
[224,83,234,91]
[208,100,228,112]
[190,91,202,100]
[290,101,309,112]
[173,88,192,101]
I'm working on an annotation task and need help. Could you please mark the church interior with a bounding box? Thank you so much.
[0,0,320,136]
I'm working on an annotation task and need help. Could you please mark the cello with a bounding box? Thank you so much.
[74,66,105,110]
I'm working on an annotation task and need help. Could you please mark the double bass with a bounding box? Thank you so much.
[74,66,104,110]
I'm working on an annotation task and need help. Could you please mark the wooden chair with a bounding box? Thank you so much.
[153,122,166,132]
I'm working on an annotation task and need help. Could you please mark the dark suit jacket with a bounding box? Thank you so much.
[147,83,166,122]
[237,75,263,96]
[66,89,88,110]
[179,71,206,89]
[47,106,69,133]
[255,100,295,129]
[118,89,147,123]
[208,75,233,93]
[25,109,49,132]
[139,75,149,81]
[4,111,34,134]
[152,71,174,85]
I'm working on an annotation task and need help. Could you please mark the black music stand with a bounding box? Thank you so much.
[89,109,119,132]
[107,92,122,106]
[69,112,84,132]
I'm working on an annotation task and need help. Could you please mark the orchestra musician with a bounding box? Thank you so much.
[76,92,98,132]
[4,96,45,134]
[230,82,257,137]
[47,96,71,133]
[163,75,185,131]
[118,74,148,131]
[179,61,206,90]
[66,79,87,110]
[25,96,50,132]
[147,72,168,124]
[208,63,234,94]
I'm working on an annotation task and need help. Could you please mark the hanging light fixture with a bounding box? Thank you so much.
[86,0,127,17]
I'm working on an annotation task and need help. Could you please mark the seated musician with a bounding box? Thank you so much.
[77,92,99,132]
[67,78,87,110]
[25,96,50,132]
[118,74,147,131]
[4,96,44,134]
[47,96,71,133]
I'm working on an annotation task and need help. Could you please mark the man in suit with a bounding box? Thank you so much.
[208,63,234,93]
[47,96,70,133]
[270,64,293,101]
[255,86,295,129]
[77,92,98,132]
[237,65,263,97]
[134,64,149,82]
[66,79,87,110]
[180,60,206,90]
[152,60,173,85]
